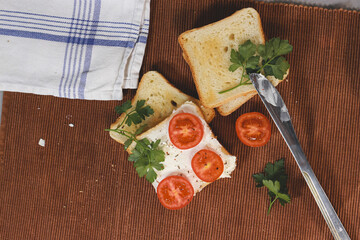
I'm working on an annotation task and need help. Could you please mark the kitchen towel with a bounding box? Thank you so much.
[0,0,150,100]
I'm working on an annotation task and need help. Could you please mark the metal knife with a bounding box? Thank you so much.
[249,73,350,240]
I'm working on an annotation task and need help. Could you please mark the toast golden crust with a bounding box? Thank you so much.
[178,8,266,108]
[110,71,215,145]
[216,72,289,116]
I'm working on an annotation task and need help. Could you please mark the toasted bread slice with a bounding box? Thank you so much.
[110,71,215,145]
[133,101,236,194]
[217,73,289,116]
[179,8,266,108]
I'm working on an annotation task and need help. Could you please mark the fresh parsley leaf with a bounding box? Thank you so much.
[108,100,165,183]
[126,112,142,126]
[252,173,265,187]
[151,139,161,149]
[116,100,155,127]
[151,162,164,171]
[238,40,257,62]
[229,63,241,72]
[257,44,268,61]
[220,38,292,94]
[252,158,290,215]
[114,100,132,115]
[264,158,285,179]
[277,174,288,193]
[130,138,165,183]
[135,125,147,135]
[277,192,291,203]
[128,149,141,162]
[140,138,151,146]
[135,100,154,120]
[136,99,146,109]
[221,41,258,93]
[124,139,133,150]
[246,55,261,73]
[146,168,157,183]
[262,179,280,194]
[258,38,293,62]
[263,56,290,80]
[268,38,293,57]
[150,149,165,163]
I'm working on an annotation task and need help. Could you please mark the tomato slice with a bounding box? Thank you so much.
[157,176,194,210]
[191,149,224,182]
[168,113,204,149]
[235,112,271,147]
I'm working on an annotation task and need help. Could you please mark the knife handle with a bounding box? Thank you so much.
[301,167,350,240]
[288,140,351,239]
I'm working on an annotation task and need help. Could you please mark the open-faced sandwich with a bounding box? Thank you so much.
[130,101,236,209]
[109,72,236,210]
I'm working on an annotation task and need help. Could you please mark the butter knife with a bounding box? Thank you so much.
[249,73,350,240]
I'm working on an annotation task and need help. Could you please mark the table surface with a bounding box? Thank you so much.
[0,1,359,240]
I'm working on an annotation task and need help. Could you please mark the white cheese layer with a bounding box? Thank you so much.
[139,102,237,195]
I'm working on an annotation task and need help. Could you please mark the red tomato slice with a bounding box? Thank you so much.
[235,112,271,147]
[157,176,194,210]
[168,113,204,149]
[191,149,224,182]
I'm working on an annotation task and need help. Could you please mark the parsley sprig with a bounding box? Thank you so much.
[252,158,291,215]
[106,100,165,183]
[219,38,293,94]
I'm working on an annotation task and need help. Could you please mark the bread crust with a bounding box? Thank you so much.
[216,71,289,116]
[178,8,266,108]
[110,71,215,145]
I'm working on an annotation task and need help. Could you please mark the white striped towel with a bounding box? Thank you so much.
[0,0,150,100]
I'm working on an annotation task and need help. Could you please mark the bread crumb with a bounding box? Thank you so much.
[69,123,74,127]
[38,138,45,147]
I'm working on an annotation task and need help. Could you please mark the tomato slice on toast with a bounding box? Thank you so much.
[157,176,194,210]
[191,149,224,182]
[168,113,204,149]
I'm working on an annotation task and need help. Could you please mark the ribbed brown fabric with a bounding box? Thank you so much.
[0,1,359,239]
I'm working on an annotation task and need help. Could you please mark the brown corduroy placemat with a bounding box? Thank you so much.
[1,1,359,239]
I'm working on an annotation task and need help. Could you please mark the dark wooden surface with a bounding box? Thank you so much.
[0,1,359,239]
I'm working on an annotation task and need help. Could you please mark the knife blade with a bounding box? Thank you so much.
[249,73,350,240]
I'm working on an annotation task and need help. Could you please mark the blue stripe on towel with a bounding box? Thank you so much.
[138,35,147,44]
[0,28,136,46]
[59,0,79,98]
[78,0,102,99]
[63,0,84,98]
[0,9,142,27]
[0,18,142,36]
[70,0,92,98]
[0,13,146,31]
